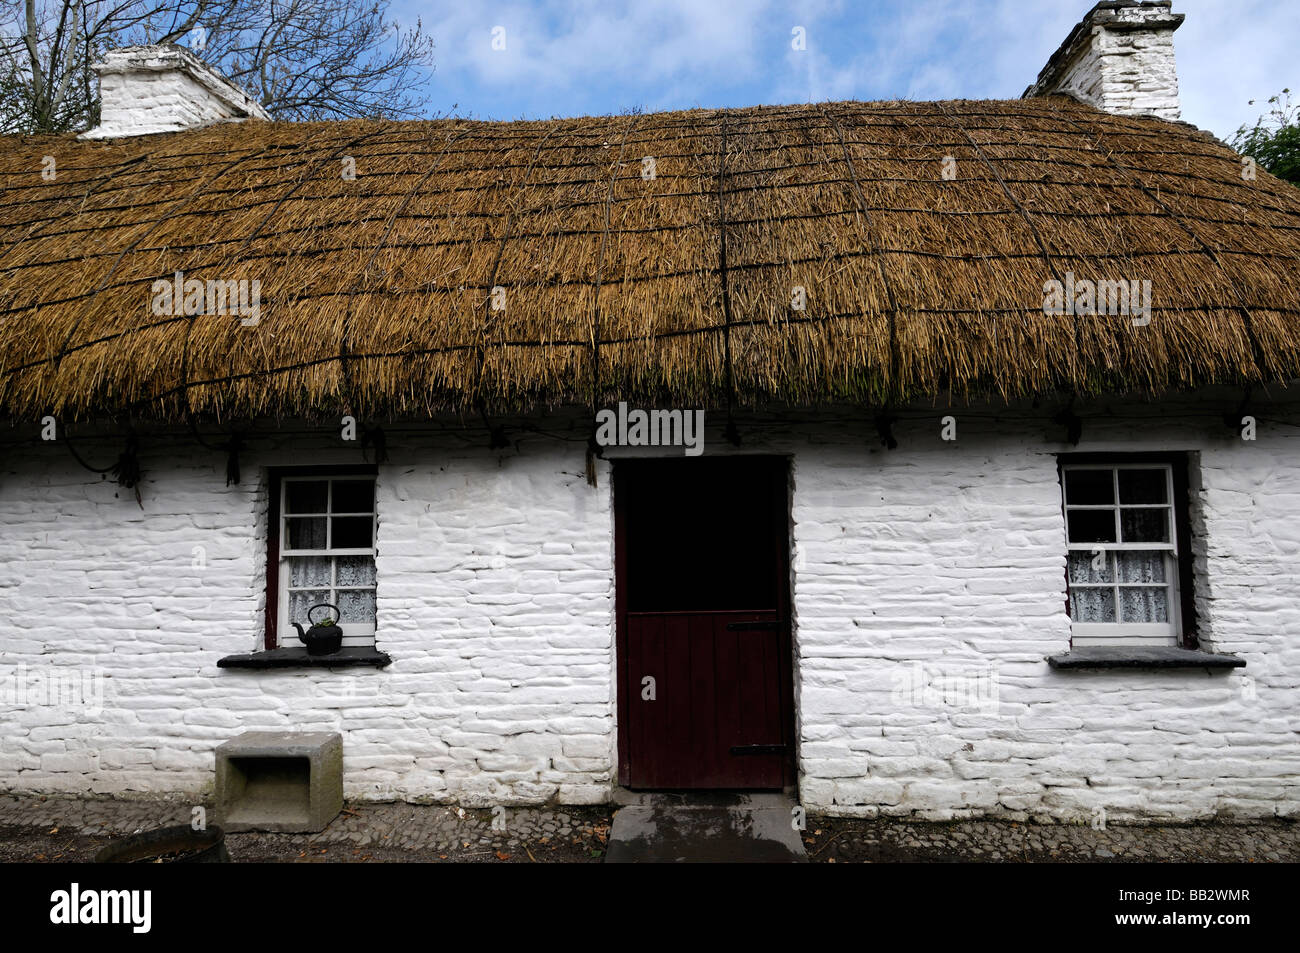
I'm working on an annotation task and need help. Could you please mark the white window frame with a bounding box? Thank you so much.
[278,474,377,647]
[1062,463,1181,647]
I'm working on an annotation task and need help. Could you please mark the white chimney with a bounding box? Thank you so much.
[80,44,270,140]
[1023,1,1185,120]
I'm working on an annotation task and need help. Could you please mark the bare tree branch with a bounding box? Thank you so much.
[1,0,436,133]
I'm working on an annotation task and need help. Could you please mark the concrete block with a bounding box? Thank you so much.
[215,731,343,832]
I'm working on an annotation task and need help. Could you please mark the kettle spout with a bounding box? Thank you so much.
[292,622,306,643]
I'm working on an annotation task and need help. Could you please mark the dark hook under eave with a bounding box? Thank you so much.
[874,413,898,450]
[585,433,603,487]
[111,433,141,488]
[1223,387,1252,435]
[360,424,389,464]
[1053,407,1083,446]
[224,433,243,486]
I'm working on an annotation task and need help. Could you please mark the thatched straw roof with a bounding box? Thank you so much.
[1,97,1298,423]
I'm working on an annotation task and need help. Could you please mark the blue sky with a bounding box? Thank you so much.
[390,0,1293,141]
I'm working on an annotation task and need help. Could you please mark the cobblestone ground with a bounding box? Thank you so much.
[801,816,1298,863]
[0,795,613,862]
[0,795,1294,862]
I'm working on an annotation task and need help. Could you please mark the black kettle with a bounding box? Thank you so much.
[293,603,344,656]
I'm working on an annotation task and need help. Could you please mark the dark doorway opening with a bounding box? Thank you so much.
[615,457,795,790]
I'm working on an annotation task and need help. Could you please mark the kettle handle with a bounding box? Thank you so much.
[308,603,341,625]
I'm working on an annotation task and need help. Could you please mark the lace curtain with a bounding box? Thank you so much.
[1068,550,1169,623]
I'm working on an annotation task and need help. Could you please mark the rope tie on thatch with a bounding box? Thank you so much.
[14,140,1289,266]
[107,294,1300,421]
[230,126,397,414]
[185,414,248,485]
[473,125,559,446]
[1057,114,1273,383]
[586,114,643,486]
[823,105,906,439]
[716,111,742,447]
[2,129,387,391]
[0,152,152,269]
[62,432,116,475]
[234,127,396,267]
[937,103,1084,382]
[44,143,272,382]
[337,125,476,411]
[63,429,142,504]
[181,129,392,417]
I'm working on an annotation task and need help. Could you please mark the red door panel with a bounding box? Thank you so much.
[626,610,785,789]
[616,457,793,790]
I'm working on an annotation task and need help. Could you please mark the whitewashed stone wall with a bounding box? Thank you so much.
[793,402,1299,822]
[1,399,1296,820]
[82,46,269,140]
[1024,2,1183,121]
[0,425,615,805]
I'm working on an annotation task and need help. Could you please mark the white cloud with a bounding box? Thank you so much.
[1175,0,1293,140]
[418,0,779,112]
[398,0,1292,137]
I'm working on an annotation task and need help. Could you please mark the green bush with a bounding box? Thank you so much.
[1231,89,1300,186]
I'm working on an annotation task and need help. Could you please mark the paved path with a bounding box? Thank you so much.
[0,794,1293,862]
[801,815,1298,863]
[605,793,807,863]
[0,794,613,862]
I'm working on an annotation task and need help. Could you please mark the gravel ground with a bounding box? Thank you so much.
[0,794,1294,863]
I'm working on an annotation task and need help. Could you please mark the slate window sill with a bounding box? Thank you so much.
[1047,647,1245,671]
[217,646,393,669]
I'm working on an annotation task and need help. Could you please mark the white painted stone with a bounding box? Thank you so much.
[80,44,270,140]
[1024,1,1184,120]
[0,397,1297,820]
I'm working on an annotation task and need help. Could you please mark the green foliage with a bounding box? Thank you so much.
[1231,89,1300,186]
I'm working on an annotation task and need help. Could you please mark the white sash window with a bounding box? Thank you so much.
[1062,463,1181,646]
[278,475,377,647]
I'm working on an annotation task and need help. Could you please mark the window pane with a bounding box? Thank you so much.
[285,481,328,514]
[337,588,377,624]
[1121,508,1169,544]
[1064,469,1113,505]
[332,479,375,513]
[1120,587,1169,623]
[337,555,376,586]
[1067,509,1116,544]
[289,556,331,587]
[1118,468,1167,505]
[1067,550,1114,584]
[286,517,327,549]
[289,589,331,626]
[1069,587,1116,622]
[1116,551,1166,584]
[331,516,373,549]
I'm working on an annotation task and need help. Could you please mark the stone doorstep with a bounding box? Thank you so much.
[609,790,795,810]
[604,793,808,863]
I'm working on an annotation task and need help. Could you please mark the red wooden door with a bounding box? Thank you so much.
[625,609,786,788]
[616,458,793,790]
